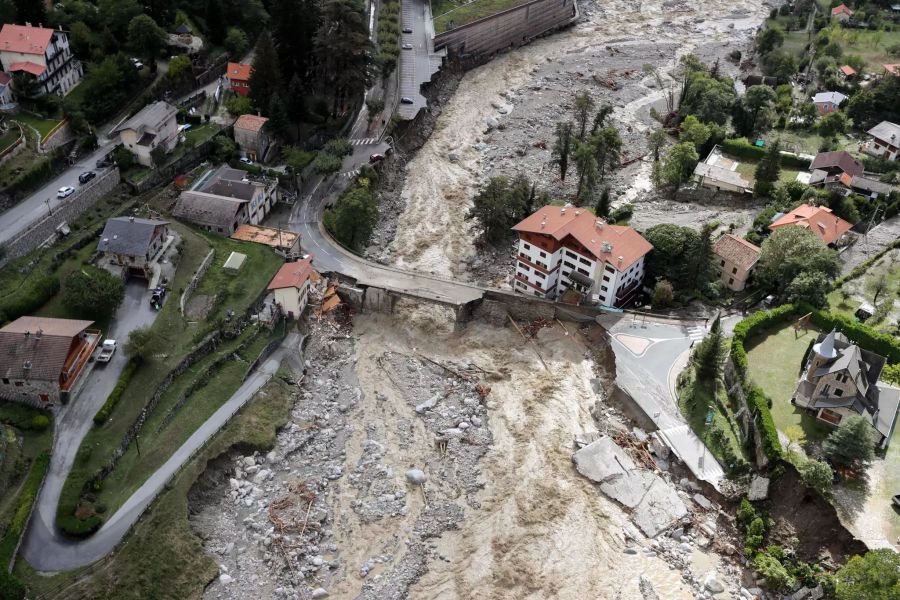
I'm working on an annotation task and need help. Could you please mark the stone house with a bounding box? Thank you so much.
[792,331,900,448]
[173,165,277,235]
[713,234,760,292]
[233,114,271,162]
[96,216,169,280]
[114,101,179,167]
[0,316,101,407]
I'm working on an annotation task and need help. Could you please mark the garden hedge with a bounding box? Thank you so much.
[745,383,783,461]
[93,357,141,425]
[721,138,812,170]
[806,307,900,364]
[0,452,50,569]
[730,303,800,378]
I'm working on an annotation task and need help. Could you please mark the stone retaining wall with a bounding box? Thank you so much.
[0,168,120,268]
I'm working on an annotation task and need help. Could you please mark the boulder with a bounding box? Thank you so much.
[405,469,427,485]
[600,470,657,509]
[219,574,233,584]
[703,573,725,594]
[748,476,770,501]
[311,589,329,600]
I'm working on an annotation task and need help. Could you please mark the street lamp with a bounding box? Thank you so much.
[45,198,52,216]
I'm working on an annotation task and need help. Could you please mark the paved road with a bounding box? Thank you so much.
[0,147,115,245]
[21,282,160,569]
[398,0,442,119]
[23,332,298,571]
[598,315,726,489]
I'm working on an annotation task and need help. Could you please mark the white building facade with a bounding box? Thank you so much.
[513,206,652,307]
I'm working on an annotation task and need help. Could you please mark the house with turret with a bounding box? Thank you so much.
[791,330,900,448]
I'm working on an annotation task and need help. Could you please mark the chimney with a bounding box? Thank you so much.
[23,360,32,374]
[35,328,42,340]
[24,330,30,339]
[560,207,566,214]
[617,256,624,266]
[595,219,605,229]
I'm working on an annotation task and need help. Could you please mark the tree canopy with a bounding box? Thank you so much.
[755,226,839,300]
[823,414,875,468]
[61,267,125,319]
[466,176,537,243]
[642,224,701,290]
[835,549,900,600]
[324,178,379,251]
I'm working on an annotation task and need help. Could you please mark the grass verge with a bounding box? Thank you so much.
[433,0,531,33]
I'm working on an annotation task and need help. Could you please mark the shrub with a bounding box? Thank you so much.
[93,357,141,425]
[754,552,797,590]
[30,414,50,431]
[805,305,900,363]
[56,512,103,538]
[322,137,352,157]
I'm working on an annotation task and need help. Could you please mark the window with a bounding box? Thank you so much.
[601,285,608,292]
[518,262,530,272]
[834,388,844,397]
[566,250,577,259]
[731,267,737,274]
[39,394,49,402]
[564,261,575,269]
[822,384,831,395]
[605,264,615,273]
[837,373,848,383]
[539,251,547,258]
[523,243,531,250]
[1,378,7,384]
[579,257,591,266]
[602,275,610,282]
[577,267,589,276]
[14,381,23,387]
[534,271,545,279]
[728,278,734,285]
[720,260,725,266]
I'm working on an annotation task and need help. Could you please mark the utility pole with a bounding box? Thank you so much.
[45,198,52,216]
[863,204,883,260]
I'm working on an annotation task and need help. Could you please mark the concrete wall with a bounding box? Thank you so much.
[434,0,577,65]
[0,168,121,268]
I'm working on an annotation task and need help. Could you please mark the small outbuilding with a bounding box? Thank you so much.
[223,251,247,273]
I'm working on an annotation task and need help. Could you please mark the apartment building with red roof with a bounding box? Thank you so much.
[267,257,315,319]
[512,204,653,307]
[0,23,82,96]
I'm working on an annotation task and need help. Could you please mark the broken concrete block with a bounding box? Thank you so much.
[649,434,670,459]
[600,470,657,509]
[631,427,649,443]
[632,477,689,538]
[748,476,770,501]
[572,436,635,483]
[693,493,713,511]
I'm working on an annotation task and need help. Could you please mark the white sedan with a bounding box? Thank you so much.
[57,186,75,199]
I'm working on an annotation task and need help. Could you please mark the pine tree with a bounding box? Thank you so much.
[267,93,291,141]
[552,121,574,181]
[694,315,723,382]
[315,0,374,116]
[823,414,875,468]
[249,31,283,115]
[692,222,715,289]
[272,0,321,84]
[595,187,611,218]
[754,139,781,198]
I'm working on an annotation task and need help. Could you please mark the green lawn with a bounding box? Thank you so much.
[183,123,219,146]
[433,0,531,32]
[745,324,833,446]
[0,126,20,153]
[56,225,283,525]
[12,114,63,140]
[15,375,296,600]
[829,28,900,76]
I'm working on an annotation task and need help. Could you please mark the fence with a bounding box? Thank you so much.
[0,167,121,268]
[180,248,215,315]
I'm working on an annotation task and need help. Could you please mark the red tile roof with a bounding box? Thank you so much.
[268,257,314,290]
[769,204,853,245]
[0,24,54,55]
[839,65,856,76]
[9,61,45,76]
[234,114,268,133]
[513,205,653,271]
[713,234,761,271]
[831,4,852,15]
[226,62,252,81]
[884,64,900,76]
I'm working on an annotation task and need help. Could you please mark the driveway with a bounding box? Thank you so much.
[21,281,159,569]
[22,332,298,571]
[0,146,115,245]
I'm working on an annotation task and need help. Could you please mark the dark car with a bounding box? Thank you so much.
[369,153,385,163]
[96,159,111,169]
[402,27,413,33]
[78,171,96,184]
[400,97,414,105]
[150,286,166,310]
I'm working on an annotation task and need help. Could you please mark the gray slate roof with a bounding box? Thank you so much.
[173,191,245,229]
[867,121,900,144]
[114,101,177,135]
[97,217,168,256]
[694,162,751,189]
[850,175,893,196]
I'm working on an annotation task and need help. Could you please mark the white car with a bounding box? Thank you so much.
[96,339,117,363]
[402,43,413,50]
[57,186,75,199]
[239,157,253,165]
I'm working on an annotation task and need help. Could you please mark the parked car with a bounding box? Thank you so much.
[57,186,75,199]
[402,27,413,33]
[239,157,254,165]
[130,57,143,69]
[96,339,117,363]
[400,97,414,105]
[150,286,167,310]
[78,171,96,184]
[369,153,385,163]
[96,158,111,169]
[402,43,413,50]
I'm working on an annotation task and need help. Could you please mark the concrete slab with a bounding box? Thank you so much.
[572,436,635,483]
[600,470,657,509]
[632,476,689,538]
[748,475,770,501]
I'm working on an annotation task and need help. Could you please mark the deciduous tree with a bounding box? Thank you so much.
[466,176,535,243]
[756,226,839,296]
[552,121,574,182]
[660,142,699,187]
[574,91,594,140]
[62,267,125,319]
[835,549,900,600]
[324,184,379,251]
[125,326,162,361]
[128,14,167,70]
[754,139,782,198]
